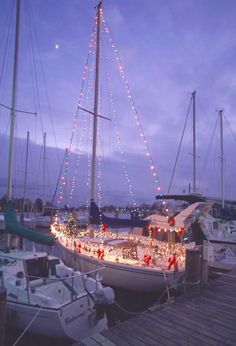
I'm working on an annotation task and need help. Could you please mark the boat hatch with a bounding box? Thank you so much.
[24,256,49,281]
[49,258,60,276]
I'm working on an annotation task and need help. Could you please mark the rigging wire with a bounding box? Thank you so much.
[198,112,219,190]
[56,17,97,208]
[224,115,236,145]
[28,0,61,165]
[102,11,162,197]
[0,0,15,89]
[67,35,96,208]
[102,22,137,206]
[24,0,38,113]
[167,96,193,194]
[207,139,218,197]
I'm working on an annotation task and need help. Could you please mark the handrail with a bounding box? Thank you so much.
[2,266,105,282]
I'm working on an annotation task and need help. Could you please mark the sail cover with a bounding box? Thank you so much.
[89,201,150,228]
[4,201,55,246]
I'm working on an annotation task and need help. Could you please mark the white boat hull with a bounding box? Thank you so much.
[54,243,183,293]
[7,297,107,341]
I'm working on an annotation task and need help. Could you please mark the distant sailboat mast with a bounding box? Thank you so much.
[192,90,197,193]
[219,109,224,208]
[21,130,30,222]
[7,0,21,200]
[43,132,46,207]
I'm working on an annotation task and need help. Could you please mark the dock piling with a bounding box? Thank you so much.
[0,283,7,346]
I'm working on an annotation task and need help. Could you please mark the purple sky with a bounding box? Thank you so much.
[0,0,236,206]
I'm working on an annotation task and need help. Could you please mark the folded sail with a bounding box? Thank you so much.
[89,201,149,228]
[4,201,55,246]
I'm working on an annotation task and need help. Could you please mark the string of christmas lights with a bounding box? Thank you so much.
[101,25,137,207]
[56,17,97,207]
[51,222,191,270]
[101,9,162,196]
[67,39,97,208]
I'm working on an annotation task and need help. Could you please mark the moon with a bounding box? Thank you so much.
[55,44,59,49]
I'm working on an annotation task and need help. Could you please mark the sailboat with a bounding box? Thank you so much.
[51,2,195,293]
[0,0,114,341]
[155,97,236,261]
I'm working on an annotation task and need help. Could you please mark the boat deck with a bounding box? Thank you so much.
[74,266,236,346]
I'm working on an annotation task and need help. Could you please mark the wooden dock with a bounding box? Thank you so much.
[74,268,236,346]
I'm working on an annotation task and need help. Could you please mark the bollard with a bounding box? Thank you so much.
[0,286,7,346]
[185,247,201,285]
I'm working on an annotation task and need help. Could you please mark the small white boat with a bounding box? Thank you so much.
[0,250,114,341]
[32,214,53,229]
[0,213,35,231]
[199,214,236,244]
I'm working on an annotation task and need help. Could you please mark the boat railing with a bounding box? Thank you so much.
[2,266,105,304]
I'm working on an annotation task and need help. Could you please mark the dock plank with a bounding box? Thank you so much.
[167,301,236,342]
[115,320,158,346]
[133,316,181,346]
[151,306,223,346]
[74,269,236,346]
[91,334,116,346]
[177,300,236,330]
[101,329,134,346]
[141,311,213,346]
[137,313,198,346]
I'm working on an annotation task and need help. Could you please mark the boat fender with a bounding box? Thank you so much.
[15,279,21,287]
[93,287,115,305]
[16,271,24,278]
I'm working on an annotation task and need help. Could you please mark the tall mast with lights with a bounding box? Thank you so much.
[7,0,21,199]
[90,2,102,205]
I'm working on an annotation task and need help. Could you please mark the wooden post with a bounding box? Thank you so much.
[201,241,209,286]
[0,285,7,346]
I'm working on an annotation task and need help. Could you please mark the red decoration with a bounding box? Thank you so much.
[151,226,160,238]
[167,254,178,271]
[97,248,105,260]
[77,243,82,253]
[167,216,175,227]
[144,254,152,266]
[178,227,185,234]
[101,224,108,232]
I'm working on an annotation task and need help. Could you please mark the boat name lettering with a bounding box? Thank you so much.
[65,312,85,325]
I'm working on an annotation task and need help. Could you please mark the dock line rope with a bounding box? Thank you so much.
[13,305,43,346]
[113,282,182,316]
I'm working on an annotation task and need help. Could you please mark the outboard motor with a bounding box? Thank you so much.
[93,286,115,305]
[93,287,115,325]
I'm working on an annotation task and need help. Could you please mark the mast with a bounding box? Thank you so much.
[219,110,224,208]
[192,90,196,193]
[43,132,46,205]
[90,2,102,204]
[7,0,21,199]
[21,131,29,220]
[51,148,68,206]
